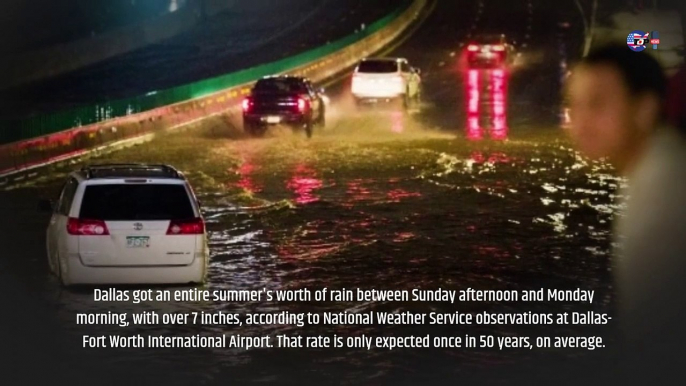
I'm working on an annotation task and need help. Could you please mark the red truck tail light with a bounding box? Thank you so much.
[297,98,309,113]
[167,218,205,235]
[242,98,251,112]
[468,45,479,52]
[67,218,110,235]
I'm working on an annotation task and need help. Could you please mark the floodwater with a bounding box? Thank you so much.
[0,0,623,384]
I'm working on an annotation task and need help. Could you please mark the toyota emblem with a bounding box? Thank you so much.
[134,223,143,231]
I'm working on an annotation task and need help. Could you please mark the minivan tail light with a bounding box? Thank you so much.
[167,218,204,235]
[67,218,110,236]
[242,98,251,112]
[468,45,479,51]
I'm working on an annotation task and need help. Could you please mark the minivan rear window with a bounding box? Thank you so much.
[357,61,398,73]
[79,184,195,221]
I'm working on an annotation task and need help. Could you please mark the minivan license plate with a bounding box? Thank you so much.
[127,236,150,248]
[266,116,281,124]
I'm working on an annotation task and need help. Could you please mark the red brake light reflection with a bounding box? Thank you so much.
[490,69,508,140]
[67,218,109,236]
[297,98,308,113]
[466,69,482,140]
[467,69,479,114]
[167,218,205,235]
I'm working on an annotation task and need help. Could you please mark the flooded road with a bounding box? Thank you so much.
[1,109,621,385]
[0,0,622,385]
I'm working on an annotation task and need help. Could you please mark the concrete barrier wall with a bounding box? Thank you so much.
[0,0,427,181]
[286,0,427,87]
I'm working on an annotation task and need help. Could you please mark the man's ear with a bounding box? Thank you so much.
[634,93,662,134]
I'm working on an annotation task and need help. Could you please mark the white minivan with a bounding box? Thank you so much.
[40,164,209,286]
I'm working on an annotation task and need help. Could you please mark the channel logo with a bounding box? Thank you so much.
[650,31,660,49]
[627,30,660,52]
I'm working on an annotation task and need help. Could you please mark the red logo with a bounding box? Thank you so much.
[650,39,660,44]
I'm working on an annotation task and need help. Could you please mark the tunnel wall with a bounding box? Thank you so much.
[0,1,227,90]
[0,0,427,180]
[0,0,180,55]
[591,8,684,75]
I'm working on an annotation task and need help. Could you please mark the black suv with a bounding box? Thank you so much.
[242,76,326,138]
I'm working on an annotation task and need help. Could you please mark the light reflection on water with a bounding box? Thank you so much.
[464,68,510,141]
[235,160,262,194]
[286,163,323,204]
[31,131,619,384]
[391,111,405,133]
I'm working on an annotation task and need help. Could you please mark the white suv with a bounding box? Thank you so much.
[40,164,209,287]
[351,57,421,107]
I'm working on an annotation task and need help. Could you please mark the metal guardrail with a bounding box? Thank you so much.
[0,0,425,178]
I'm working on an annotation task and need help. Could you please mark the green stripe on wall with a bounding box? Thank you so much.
[0,1,410,145]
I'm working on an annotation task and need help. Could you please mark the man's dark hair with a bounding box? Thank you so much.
[579,43,668,104]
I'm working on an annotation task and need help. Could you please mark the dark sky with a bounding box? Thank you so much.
[0,0,177,54]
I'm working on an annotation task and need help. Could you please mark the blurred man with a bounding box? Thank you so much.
[567,44,686,383]
[666,64,685,129]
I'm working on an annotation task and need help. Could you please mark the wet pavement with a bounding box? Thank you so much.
[1,0,623,385]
